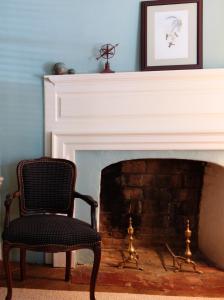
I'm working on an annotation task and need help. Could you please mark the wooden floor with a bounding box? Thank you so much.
[1,250,224,298]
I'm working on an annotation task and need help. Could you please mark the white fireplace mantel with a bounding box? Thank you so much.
[44,69,224,268]
[45,69,224,155]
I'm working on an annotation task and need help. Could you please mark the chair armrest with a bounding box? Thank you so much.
[4,191,20,229]
[73,191,98,230]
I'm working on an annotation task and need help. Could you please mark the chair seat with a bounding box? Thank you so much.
[2,214,101,246]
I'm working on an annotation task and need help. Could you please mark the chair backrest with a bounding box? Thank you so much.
[17,157,76,216]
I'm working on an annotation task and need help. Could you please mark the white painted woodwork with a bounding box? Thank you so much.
[45,69,224,154]
[44,69,224,268]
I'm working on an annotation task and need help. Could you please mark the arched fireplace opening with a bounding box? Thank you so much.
[100,158,206,268]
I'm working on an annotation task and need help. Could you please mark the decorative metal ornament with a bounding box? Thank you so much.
[96,43,119,73]
[0,176,3,189]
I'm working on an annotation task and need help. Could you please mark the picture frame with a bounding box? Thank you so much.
[140,0,203,71]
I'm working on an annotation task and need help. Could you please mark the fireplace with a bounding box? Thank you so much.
[44,69,224,268]
[100,158,205,262]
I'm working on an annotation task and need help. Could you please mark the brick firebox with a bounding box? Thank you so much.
[100,159,205,265]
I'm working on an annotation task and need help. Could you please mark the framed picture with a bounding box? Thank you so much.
[140,0,203,71]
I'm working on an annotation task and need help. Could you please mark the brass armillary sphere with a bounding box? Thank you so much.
[96,43,119,73]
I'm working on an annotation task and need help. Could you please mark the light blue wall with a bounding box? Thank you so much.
[0,0,224,263]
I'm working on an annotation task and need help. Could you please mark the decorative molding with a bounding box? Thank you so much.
[44,69,224,153]
[52,132,224,156]
[45,69,224,155]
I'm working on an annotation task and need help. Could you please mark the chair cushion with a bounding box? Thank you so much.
[2,215,101,246]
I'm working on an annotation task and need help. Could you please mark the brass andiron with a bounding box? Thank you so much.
[185,219,193,262]
[166,219,202,274]
[118,206,143,270]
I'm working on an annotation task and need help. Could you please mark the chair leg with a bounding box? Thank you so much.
[65,251,72,281]
[20,248,26,281]
[90,243,101,300]
[3,242,12,300]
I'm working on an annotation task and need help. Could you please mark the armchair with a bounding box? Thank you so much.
[2,157,101,300]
